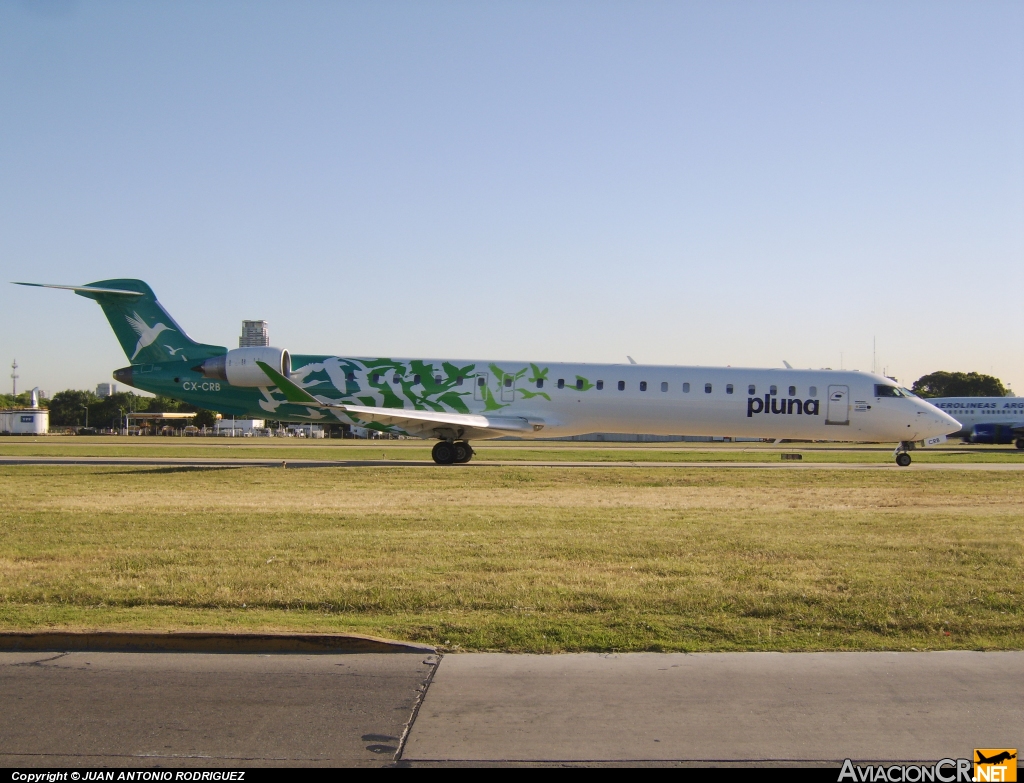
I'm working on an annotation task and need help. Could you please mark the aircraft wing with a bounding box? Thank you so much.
[256,360,543,438]
[332,403,539,437]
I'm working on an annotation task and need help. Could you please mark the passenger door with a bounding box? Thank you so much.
[826,385,849,425]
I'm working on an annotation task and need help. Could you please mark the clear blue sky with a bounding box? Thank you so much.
[2,0,1022,396]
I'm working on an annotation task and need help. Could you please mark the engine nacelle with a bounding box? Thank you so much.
[968,423,1016,445]
[195,347,291,387]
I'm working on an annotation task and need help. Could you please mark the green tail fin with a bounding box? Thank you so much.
[75,279,225,365]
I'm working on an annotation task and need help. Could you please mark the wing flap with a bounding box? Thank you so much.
[338,403,536,433]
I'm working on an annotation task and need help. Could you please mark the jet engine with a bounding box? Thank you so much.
[967,423,1017,445]
[194,347,291,387]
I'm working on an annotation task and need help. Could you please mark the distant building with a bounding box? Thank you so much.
[1,389,49,434]
[239,320,269,347]
[96,383,117,398]
[214,418,266,436]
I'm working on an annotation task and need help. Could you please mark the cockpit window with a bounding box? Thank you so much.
[900,387,917,398]
[874,385,904,398]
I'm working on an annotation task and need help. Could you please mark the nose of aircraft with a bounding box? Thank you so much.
[924,405,962,438]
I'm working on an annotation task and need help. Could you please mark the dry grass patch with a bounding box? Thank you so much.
[0,465,1021,652]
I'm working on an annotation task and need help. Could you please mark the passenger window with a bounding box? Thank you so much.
[640,381,647,391]
[414,374,421,384]
[748,384,755,395]
[346,372,355,382]
[770,385,777,395]
[504,377,513,388]
[371,374,380,383]
[392,374,401,384]
[683,383,690,393]
[558,379,565,389]
[478,377,486,387]
[576,379,584,390]
[788,385,796,396]
[434,375,442,384]
[537,378,544,389]
[456,376,464,386]
[705,383,712,393]
[660,382,668,392]
[726,384,734,394]
[809,386,816,396]
[596,380,604,390]
[617,381,625,391]
[874,384,902,398]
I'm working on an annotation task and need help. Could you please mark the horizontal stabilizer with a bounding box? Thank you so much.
[14,278,225,365]
[13,282,144,296]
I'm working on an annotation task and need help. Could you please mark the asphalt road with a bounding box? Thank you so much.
[0,652,436,767]
[2,651,1021,767]
[1,455,1022,469]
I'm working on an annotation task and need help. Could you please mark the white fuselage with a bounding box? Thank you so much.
[319,359,960,444]
[927,397,1024,436]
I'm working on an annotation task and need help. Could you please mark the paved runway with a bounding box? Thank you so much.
[3,651,1021,767]
[2,455,1022,470]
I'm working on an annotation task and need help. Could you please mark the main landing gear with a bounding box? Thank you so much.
[432,440,474,465]
[894,441,913,467]
[1016,438,1024,451]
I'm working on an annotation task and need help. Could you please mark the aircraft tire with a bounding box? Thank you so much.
[895,453,912,467]
[1016,438,1024,451]
[432,441,456,465]
[453,441,474,463]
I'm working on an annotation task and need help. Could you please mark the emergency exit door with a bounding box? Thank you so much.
[473,373,489,401]
[826,385,849,425]
[500,373,516,402]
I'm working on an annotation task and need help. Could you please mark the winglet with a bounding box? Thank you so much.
[783,360,793,369]
[255,361,326,406]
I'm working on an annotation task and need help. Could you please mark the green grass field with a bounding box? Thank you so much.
[1,435,1022,462]
[1,462,1020,652]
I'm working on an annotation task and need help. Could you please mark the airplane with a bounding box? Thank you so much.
[15,279,961,466]
[975,751,1017,765]
[926,397,1024,449]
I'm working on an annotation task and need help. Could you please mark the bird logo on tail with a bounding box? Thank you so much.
[125,311,174,360]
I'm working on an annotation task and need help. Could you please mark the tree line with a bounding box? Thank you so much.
[0,390,217,429]
[909,371,1010,398]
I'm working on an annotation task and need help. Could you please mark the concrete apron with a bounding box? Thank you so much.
[403,651,1024,764]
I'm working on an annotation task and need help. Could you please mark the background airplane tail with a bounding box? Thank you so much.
[75,279,226,365]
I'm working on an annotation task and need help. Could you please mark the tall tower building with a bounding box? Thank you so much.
[239,320,269,348]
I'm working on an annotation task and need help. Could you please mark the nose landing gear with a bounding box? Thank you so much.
[432,440,474,465]
[894,441,913,467]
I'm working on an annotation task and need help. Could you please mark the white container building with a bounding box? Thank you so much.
[1,388,49,435]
